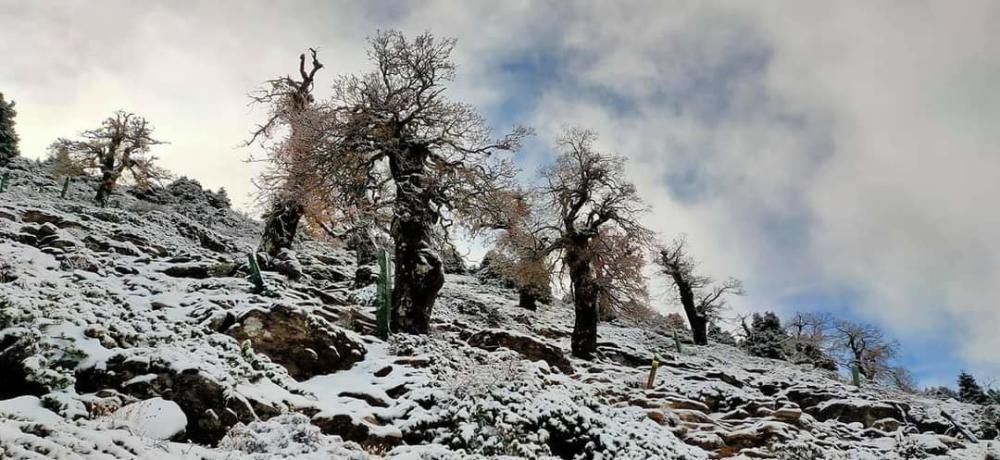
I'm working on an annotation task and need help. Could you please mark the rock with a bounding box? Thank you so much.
[772,405,803,423]
[720,420,797,449]
[59,252,102,273]
[393,357,432,368]
[175,219,233,253]
[311,412,402,449]
[814,399,906,427]
[466,329,574,374]
[150,301,174,310]
[872,417,901,432]
[0,329,51,399]
[705,371,744,388]
[781,385,842,409]
[273,249,304,280]
[21,209,83,229]
[646,409,669,425]
[162,263,211,279]
[664,397,712,413]
[682,430,725,450]
[313,414,368,443]
[670,408,715,424]
[597,342,653,368]
[111,398,187,441]
[76,354,278,445]
[903,433,950,456]
[225,305,366,381]
[36,222,59,237]
[207,262,238,277]
[339,391,389,407]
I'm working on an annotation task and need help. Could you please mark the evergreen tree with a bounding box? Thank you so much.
[742,312,789,360]
[0,92,20,166]
[958,371,990,405]
[708,322,738,346]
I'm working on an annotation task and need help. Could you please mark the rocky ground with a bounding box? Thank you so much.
[2,157,999,459]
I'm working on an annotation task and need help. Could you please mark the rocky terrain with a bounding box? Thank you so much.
[2,156,1000,459]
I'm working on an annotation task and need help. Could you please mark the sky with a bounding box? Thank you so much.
[3,0,1000,387]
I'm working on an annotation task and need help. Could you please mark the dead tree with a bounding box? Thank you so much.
[307,31,528,334]
[540,128,653,359]
[833,320,899,382]
[657,237,743,345]
[248,48,323,256]
[50,111,167,206]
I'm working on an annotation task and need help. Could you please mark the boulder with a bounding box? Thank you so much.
[466,329,574,374]
[273,249,304,280]
[111,398,187,441]
[872,417,901,432]
[312,413,402,448]
[162,263,211,279]
[225,305,366,380]
[814,399,906,427]
[174,219,234,253]
[0,329,51,399]
[772,405,803,423]
[781,385,843,409]
[76,354,278,445]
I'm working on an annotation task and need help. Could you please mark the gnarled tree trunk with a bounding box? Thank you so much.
[566,240,599,359]
[389,143,444,334]
[670,272,708,345]
[95,139,122,207]
[518,287,539,311]
[95,172,117,207]
[259,197,305,257]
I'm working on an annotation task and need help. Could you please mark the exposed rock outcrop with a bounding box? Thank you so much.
[225,305,367,381]
[76,354,279,445]
[466,328,574,374]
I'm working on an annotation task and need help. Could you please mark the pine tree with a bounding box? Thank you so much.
[958,371,990,405]
[0,93,20,166]
[742,312,789,360]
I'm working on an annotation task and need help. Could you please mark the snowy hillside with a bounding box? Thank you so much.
[2,157,999,459]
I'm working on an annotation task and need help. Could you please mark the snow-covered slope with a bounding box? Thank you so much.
[1,157,999,459]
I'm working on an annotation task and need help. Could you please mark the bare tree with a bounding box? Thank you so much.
[657,236,743,345]
[306,31,528,334]
[890,366,917,393]
[786,312,832,345]
[50,111,167,206]
[247,48,324,256]
[539,128,653,359]
[784,312,836,368]
[833,320,899,382]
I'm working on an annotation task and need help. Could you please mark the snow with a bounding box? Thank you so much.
[0,396,62,423]
[2,160,1000,459]
[108,397,187,440]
